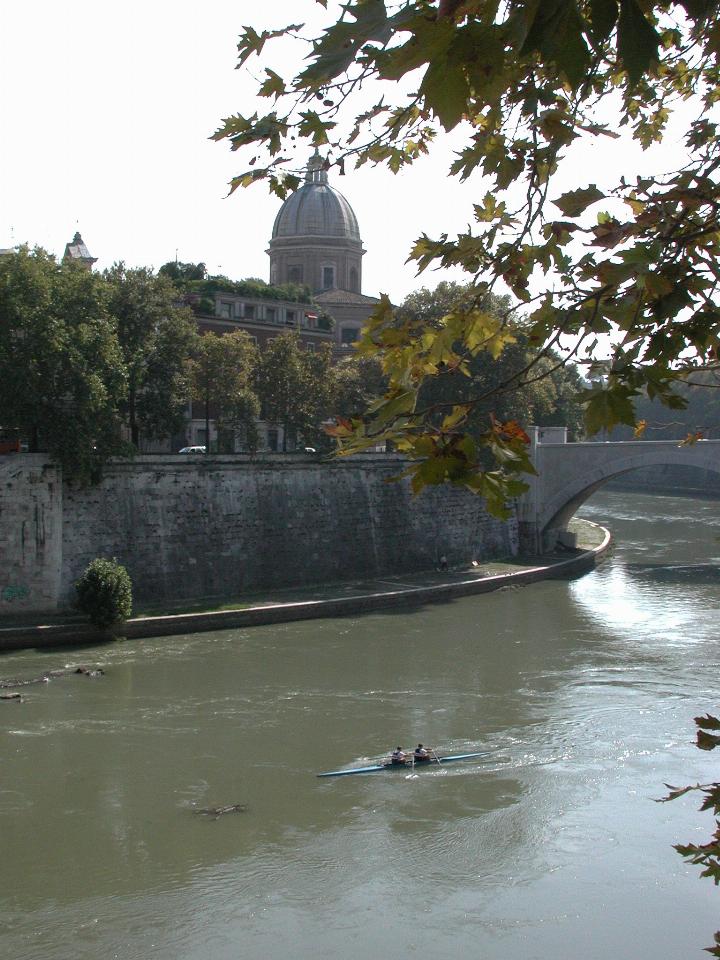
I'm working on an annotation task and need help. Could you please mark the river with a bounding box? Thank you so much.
[1,489,719,960]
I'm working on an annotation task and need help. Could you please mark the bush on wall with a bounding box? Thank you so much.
[75,558,133,629]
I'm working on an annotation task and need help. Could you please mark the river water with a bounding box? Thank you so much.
[1,489,720,960]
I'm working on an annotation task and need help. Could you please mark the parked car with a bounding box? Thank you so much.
[178,446,206,454]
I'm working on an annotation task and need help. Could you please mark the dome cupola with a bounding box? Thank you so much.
[267,151,364,295]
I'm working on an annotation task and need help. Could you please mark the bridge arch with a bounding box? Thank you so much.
[518,437,720,552]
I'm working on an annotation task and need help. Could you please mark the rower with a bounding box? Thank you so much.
[390,746,406,765]
[414,743,430,761]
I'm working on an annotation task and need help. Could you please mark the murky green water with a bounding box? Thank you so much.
[1,489,719,960]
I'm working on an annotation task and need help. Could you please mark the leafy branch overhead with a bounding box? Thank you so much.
[659,714,720,956]
[216,1,720,510]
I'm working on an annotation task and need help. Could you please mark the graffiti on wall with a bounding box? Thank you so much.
[1,585,30,603]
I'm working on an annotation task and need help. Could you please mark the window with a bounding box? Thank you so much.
[244,304,255,319]
[349,267,359,293]
[218,301,232,319]
[266,307,277,323]
[288,265,303,283]
[322,265,335,289]
[267,429,279,452]
[341,326,359,344]
[305,341,316,352]
[286,310,296,325]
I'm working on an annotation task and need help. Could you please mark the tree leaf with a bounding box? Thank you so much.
[695,714,720,731]
[419,57,470,132]
[554,184,606,216]
[617,0,660,87]
[697,730,720,751]
[518,0,591,88]
[589,0,619,42]
[259,69,286,99]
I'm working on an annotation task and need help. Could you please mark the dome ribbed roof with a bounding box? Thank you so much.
[271,154,361,242]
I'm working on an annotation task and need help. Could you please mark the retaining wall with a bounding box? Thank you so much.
[0,454,518,614]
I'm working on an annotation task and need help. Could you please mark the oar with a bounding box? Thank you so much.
[430,748,441,766]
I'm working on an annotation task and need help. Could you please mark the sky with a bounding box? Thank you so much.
[0,1,695,305]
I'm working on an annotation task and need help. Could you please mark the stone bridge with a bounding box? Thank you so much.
[518,426,720,552]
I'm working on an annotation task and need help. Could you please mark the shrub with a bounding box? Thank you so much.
[75,558,133,629]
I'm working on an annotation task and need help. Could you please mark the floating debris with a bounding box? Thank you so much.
[195,803,246,820]
[0,665,105,688]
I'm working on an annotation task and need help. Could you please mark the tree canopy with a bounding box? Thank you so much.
[215,0,720,515]
[255,331,335,451]
[0,247,127,482]
[189,330,260,453]
[105,264,196,449]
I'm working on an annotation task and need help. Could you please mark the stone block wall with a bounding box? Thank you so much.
[1,454,518,613]
[0,455,63,612]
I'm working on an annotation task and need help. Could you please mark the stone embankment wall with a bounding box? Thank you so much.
[1,454,518,614]
[0,457,63,611]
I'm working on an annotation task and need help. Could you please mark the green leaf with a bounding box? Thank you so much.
[677,0,714,23]
[299,0,390,88]
[589,0,618,42]
[259,69,286,99]
[554,184,606,216]
[517,0,591,88]
[441,404,472,430]
[236,25,303,67]
[419,58,470,132]
[617,0,660,86]
[582,383,638,434]
[228,168,271,195]
[298,111,336,146]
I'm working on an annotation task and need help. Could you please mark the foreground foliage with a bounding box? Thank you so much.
[217,0,720,515]
[659,714,720,956]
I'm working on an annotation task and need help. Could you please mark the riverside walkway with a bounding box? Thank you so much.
[0,519,609,651]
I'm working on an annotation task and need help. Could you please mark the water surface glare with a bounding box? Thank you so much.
[1,489,719,959]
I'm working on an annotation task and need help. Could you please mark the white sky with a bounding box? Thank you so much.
[0,1,695,305]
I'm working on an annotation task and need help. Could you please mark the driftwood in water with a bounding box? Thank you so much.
[0,692,22,701]
[196,803,246,820]
[0,666,104,689]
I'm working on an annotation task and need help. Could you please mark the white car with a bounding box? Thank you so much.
[178,446,206,454]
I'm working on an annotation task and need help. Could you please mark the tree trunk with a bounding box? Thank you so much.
[205,396,210,454]
[128,381,139,449]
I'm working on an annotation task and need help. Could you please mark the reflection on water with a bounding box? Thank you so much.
[1,489,720,960]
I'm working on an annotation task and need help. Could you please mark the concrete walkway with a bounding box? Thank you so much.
[0,519,611,652]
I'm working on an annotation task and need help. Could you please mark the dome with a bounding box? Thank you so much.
[271,153,361,243]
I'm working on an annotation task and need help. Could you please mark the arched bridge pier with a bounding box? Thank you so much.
[517,426,720,553]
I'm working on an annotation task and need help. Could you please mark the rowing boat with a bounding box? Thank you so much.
[317,751,489,778]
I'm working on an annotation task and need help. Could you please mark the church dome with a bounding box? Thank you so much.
[271,153,361,242]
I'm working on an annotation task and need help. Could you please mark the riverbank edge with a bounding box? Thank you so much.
[0,521,611,652]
